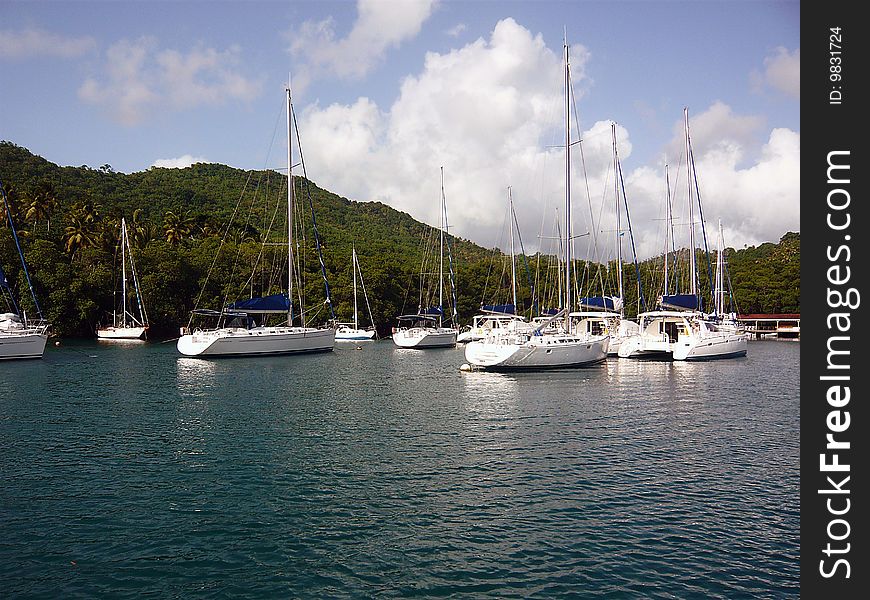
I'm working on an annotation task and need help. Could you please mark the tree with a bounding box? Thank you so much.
[163,210,195,245]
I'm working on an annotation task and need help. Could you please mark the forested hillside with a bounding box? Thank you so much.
[2,141,799,337]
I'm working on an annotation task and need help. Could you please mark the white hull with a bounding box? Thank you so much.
[0,331,48,360]
[96,326,147,340]
[570,312,639,357]
[465,333,609,370]
[617,311,747,361]
[335,328,376,341]
[177,326,334,357]
[392,327,457,348]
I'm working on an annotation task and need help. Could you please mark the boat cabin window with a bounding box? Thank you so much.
[663,321,680,342]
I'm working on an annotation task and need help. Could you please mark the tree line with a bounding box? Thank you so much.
[1,141,799,338]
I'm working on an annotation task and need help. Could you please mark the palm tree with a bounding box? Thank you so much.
[63,201,101,259]
[163,210,194,245]
[130,208,154,249]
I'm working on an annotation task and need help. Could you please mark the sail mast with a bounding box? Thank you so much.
[564,36,572,324]
[509,186,517,310]
[121,218,127,328]
[352,245,359,330]
[664,164,672,297]
[684,107,697,301]
[286,81,295,326]
[439,166,445,328]
[612,123,623,312]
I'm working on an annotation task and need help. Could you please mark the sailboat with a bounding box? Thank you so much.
[97,217,149,340]
[570,123,640,355]
[618,108,747,360]
[176,83,335,357]
[334,245,377,341]
[1,180,50,360]
[463,36,609,370]
[710,219,745,334]
[392,167,458,349]
[457,187,527,343]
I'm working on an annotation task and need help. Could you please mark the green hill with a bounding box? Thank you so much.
[1,141,799,337]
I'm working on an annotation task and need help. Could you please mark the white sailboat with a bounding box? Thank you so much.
[0,180,49,360]
[464,36,609,370]
[618,108,746,361]
[97,217,149,340]
[177,83,335,357]
[393,167,458,349]
[458,187,527,343]
[570,123,640,355]
[334,245,377,341]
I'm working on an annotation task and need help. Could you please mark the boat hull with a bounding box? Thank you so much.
[0,331,48,360]
[392,328,457,348]
[177,326,335,357]
[96,326,147,340]
[335,328,376,341]
[465,334,609,370]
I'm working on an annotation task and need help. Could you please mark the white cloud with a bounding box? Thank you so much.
[753,46,799,98]
[78,37,263,125]
[152,154,208,169]
[286,0,437,83]
[0,27,96,59]
[293,18,798,260]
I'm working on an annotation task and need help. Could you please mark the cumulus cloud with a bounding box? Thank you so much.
[0,27,96,59]
[753,46,799,98]
[286,0,436,85]
[293,18,798,259]
[78,37,262,125]
[152,154,208,169]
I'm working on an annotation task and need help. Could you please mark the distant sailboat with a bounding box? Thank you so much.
[97,217,149,340]
[334,245,377,341]
[177,82,335,357]
[0,179,50,360]
[392,167,458,349]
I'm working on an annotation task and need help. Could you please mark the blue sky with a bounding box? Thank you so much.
[1,0,799,258]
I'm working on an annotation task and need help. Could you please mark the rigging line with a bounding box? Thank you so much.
[0,179,41,319]
[291,100,334,320]
[687,134,715,313]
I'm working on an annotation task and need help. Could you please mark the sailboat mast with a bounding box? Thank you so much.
[286,83,295,326]
[121,218,127,327]
[716,219,724,316]
[352,245,359,330]
[508,186,517,310]
[564,38,572,323]
[684,107,697,300]
[664,163,672,297]
[612,123,623,311]
[439,166,445,328]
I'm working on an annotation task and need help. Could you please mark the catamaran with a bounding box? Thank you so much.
[618,109,747,361]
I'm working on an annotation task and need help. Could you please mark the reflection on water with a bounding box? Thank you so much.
[176,357,218,397]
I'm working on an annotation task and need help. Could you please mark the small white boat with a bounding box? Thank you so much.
[334,245,377,342]
[392,314,457,348]
[335,323,376,341]
[97,217,149,341]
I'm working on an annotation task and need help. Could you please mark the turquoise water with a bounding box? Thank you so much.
[1,339,799,598]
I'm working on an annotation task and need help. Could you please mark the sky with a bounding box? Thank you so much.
[1,0,800,261]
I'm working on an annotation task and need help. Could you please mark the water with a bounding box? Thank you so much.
[1,339,799,598]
